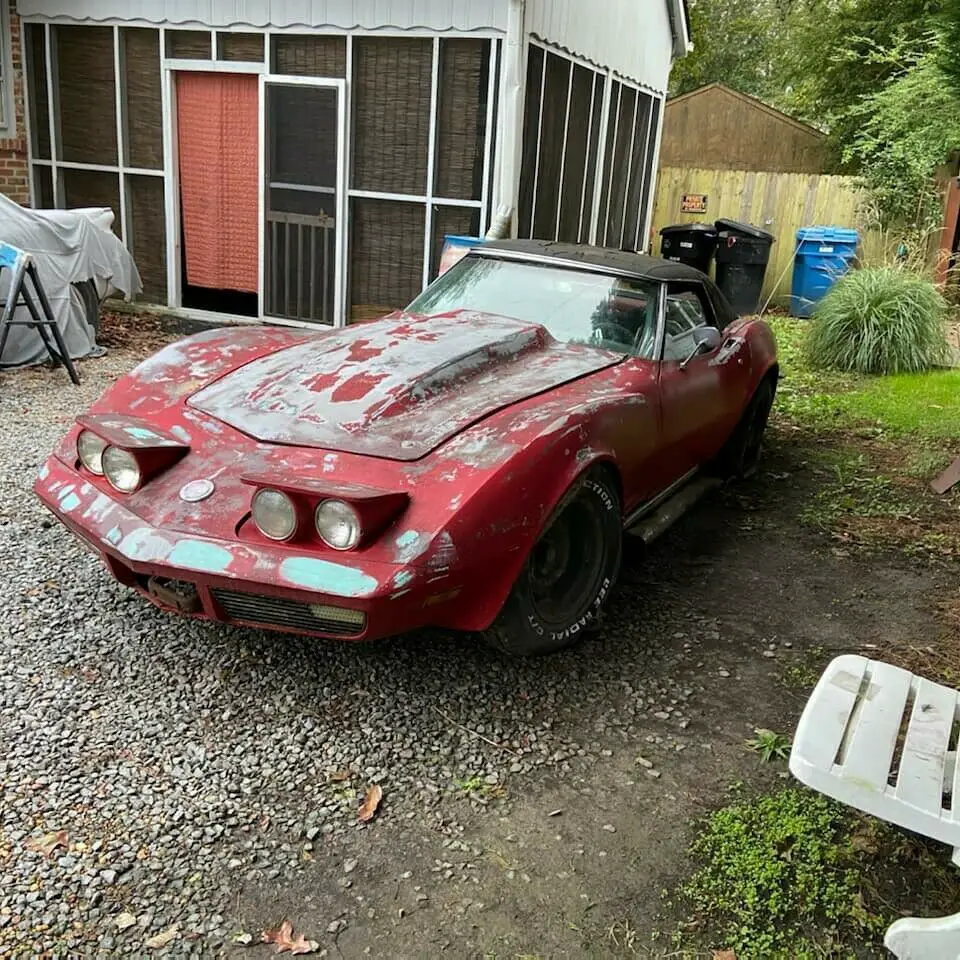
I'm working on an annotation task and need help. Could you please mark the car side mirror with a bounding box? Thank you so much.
[680,326,723,369]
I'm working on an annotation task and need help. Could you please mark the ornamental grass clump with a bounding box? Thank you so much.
[805,266,949,375]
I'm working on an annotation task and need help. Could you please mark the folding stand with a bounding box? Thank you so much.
[0,241,80,385]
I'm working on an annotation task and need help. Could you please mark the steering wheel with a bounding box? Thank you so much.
[591,319,635,347]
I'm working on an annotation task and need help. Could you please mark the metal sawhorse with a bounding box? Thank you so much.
[0,241,80,385]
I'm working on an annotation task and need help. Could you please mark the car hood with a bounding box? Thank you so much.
[187,311,620,461]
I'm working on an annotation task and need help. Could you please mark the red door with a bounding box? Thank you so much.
[176,73,259,294]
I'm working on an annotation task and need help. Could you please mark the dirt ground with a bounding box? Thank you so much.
[221,432,951,959]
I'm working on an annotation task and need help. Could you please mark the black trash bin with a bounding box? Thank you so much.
[659,223,718,275]
[713,218,775,316]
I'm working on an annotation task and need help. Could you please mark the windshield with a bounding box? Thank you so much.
[406,256,660,357]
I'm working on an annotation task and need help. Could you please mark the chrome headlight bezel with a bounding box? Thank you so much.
[77,430,106,475]
[251,488,299,542]
[101,446,142,493]
[314,498,362,551]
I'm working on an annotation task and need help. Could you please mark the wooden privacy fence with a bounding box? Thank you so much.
[650,167,879,304]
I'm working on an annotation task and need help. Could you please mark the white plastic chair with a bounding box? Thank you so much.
[790,654,960,959]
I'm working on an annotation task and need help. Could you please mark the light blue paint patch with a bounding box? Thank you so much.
[280,557,378,598]
[60,493,81,512]
[167,540,233,573]
[394,529,429,564]
[125,426,158,441]
[119,528,171,562]
[105,526,122,545]
[38,464,49,481]
[392,569,414,589]
[171,425,192,443]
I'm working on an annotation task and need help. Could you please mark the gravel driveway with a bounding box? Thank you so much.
[2,334,947,959]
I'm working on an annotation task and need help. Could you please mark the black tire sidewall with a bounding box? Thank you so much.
[489,472,622,656]
[717,377,775,480]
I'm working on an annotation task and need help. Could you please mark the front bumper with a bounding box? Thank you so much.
[33,456,442,642]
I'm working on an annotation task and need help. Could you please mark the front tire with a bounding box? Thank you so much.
[485,470,622,656]
[716,376,776,480]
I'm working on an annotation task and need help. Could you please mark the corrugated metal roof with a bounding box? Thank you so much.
[16,0,508,32]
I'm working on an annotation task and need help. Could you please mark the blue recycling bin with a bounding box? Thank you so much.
[790,226,859,317]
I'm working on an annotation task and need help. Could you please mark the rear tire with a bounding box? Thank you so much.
[485,470,622,656]
[715,376,776,480]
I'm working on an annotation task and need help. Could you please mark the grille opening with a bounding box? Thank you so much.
[212,589,366,637]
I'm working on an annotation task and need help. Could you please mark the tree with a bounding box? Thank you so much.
[668,0,787,100]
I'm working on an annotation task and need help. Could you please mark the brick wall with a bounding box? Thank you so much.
[0,0,29,204]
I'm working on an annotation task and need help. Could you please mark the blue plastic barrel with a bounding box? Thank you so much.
[790,226,859,317]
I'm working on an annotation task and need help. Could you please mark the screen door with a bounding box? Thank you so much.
[260,77,346,325]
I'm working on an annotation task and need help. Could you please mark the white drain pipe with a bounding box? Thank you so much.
[485,0,525,239]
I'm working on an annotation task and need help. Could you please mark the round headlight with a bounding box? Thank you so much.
[315,499,362,551]
[252,488,298,541]
[102,446,142,493]
[77,430,106,475]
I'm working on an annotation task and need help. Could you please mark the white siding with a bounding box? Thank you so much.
[524,0,673,93]
[16,0,508,32]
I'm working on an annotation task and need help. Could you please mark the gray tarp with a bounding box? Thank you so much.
[0,193,142,367]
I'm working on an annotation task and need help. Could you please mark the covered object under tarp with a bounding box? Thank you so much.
[0,194,141,368]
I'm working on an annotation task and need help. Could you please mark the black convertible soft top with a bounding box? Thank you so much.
[475,238,708,284]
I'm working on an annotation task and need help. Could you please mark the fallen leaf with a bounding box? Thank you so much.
[329,768,355,782]
[26,829,68,858]
[145,925,179,949]
[262,920,320,955]
[230,932,253,945]
[115,912,137,932]
[358,784,383,823]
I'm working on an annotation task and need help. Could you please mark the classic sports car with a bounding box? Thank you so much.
[34,240,777,656]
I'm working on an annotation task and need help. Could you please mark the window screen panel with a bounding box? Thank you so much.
[166,30,211,59]
[516,44,544,238]
[25,24,50,160]
[33,165,54,208]
[57,26,117,165]
[122,28,162,169]
[271,35,346,77]
[556,64,595,243]
[434,39,488,201]
[430,205,480,281]
[580,73,605,243]
[636,97,663,252]
[603,85,636,248]
[352,38,432,195]
[61,169,121,233]
[127,175,167,302]
[595,80,620,248]
[530,51,570,240]
[349,199,425,316]
[623,92,653,251]
[217,32,264,62]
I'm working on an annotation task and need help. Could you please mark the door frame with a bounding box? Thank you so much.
[162,58,267,315]
[258,74,348,327]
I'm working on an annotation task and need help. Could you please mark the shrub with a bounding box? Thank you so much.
[806,266,949,375]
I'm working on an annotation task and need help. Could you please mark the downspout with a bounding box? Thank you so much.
[485,0,525,239]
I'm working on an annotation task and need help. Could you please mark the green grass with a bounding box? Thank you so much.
[679,789,885,959]
[770,317,960,440]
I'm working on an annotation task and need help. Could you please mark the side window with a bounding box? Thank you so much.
[662,286,718,362]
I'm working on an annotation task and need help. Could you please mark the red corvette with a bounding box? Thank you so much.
[34,240,777,655]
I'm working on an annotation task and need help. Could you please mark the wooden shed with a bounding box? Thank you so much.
[659,82,830,174]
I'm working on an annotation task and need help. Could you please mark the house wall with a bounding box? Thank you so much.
[525,0,673,94]
[660,85,830,174]
[1,0,29,204]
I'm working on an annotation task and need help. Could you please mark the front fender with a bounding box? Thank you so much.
[432,411,620,633]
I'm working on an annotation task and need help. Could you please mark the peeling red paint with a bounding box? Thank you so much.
[33,297,777,645]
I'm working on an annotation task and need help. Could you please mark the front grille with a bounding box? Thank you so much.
[212,589,366,637]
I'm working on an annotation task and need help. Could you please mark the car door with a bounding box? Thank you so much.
[657,281,749,473]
